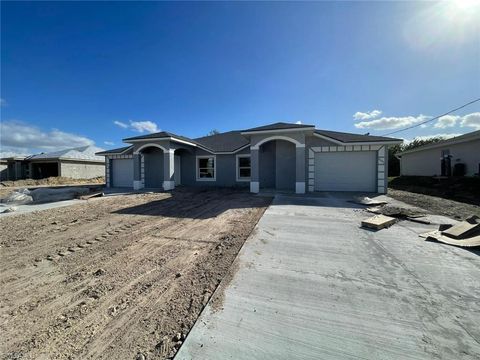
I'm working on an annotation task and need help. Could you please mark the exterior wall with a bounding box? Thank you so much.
[178,147,250,188]
[400,139,480,176]
[59,161,105,179]
[0,162,7,181]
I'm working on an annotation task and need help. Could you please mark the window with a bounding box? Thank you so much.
[236,155,251,181]
[197,156,216,181]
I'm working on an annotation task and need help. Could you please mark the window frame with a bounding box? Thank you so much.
[196,155,216,181]
[236,154,251,182]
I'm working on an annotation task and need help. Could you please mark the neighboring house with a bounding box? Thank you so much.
[2,146,105,181]
[97,122,401,194]
[397,130,480,177]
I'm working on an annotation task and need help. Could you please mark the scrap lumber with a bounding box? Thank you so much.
[424,231,480,248]
[78,191,104,200]
[361,214,397,230]
[421,215,480,248]
[441,215,480,239]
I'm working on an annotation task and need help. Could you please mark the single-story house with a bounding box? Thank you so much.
[2,146,105,181]
[97,122,401,194]
[397,130,480,177]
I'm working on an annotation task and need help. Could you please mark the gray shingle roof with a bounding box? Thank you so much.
[315,130,402,143]
[96,146,133,156]
[123,131,196,144]
[112,123,401,154]
[194,131,249,153]
[28,146,105,162]
[242,122,315,132]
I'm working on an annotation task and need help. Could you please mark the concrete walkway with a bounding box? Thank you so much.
[176,194,480,360]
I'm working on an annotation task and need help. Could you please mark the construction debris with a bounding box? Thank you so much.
[0,206,17,214]
[30,187,90,203]
[441,215,480,239]
[351,196,388,206]
[421,215,480,248]
[0,187,98,206]
[78,191,104,200]
[1,189,33,205]
[366,204,426,218]
[361,214,397,230]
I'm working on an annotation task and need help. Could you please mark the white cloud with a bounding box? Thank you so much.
[0,120,95,156]
[0,98,6,107]
[113,120,160,133]
[354,114,430,130]
[129,120,159,133]
[460,112,480,130]
[104,141,115,146]
[295,121,302,124]
[113,120,128,129]
[353,110,382,121]
[434,115,459,128]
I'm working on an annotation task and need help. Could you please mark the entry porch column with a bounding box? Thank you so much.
[133,153,144,190]
[295,145,306,194]
[250,148,259,193]
[163,149,175,191]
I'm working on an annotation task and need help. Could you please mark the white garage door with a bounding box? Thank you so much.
[314,151,377,192]
[111,159,133,187]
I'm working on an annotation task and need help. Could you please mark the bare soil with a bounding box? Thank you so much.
[387,188,480,219]
[0,188,271,360]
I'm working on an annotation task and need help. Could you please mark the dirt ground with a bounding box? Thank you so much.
[0,188,271,360]
[387,188,480,219]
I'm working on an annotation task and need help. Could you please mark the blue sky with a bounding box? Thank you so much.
[1,1,479,156]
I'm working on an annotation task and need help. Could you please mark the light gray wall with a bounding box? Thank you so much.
[143,147,164,188]
[59,161,105,179]
[176,147,250,188]
[400,139,480,176]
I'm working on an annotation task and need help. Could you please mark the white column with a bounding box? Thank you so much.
[163,149,175,191]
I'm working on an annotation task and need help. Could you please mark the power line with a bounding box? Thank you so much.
[381,97,480,136]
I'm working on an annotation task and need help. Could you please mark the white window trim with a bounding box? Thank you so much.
[196,155,216,181]
[236,154,251,182]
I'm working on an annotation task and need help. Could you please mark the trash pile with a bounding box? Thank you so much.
[420,215,480,248]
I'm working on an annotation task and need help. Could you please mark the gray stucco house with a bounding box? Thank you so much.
[97,122,402,194]
[397,130,480,177]
[2,146,105,181]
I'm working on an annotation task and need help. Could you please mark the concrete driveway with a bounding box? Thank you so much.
[176,194,480,360]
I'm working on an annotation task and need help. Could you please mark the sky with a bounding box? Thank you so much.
[1,1,479,157]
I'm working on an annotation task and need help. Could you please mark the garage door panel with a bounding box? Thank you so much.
[112,159,133,188]
[314,151,376,192]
